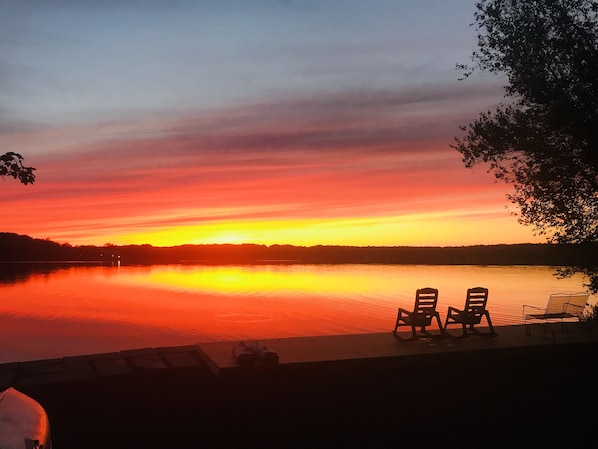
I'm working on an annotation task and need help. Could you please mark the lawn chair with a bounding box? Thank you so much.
[393,287,443,341]
[522,292,590,341]
[444,287,496,338]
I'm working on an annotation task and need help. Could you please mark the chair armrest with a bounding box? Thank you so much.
[522,304,542,312]
[522,304,543,319]
[397,308,411,317]
[421,310,438,318]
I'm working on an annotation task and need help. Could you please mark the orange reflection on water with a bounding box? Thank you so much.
[0,264,593,363]
[119,265,381,296]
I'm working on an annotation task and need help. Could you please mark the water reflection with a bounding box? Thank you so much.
[0,264,592,363]
[0,262,79,284]
[120,265,397,296]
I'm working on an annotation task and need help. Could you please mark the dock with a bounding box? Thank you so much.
[196,324,593,377]
[1,324,595,387]
[3,324,597,448]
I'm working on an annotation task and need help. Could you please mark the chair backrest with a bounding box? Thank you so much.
[464,287,489,320]
[563,292,590,316]
[545,293,589,315]
[414,287,439,315]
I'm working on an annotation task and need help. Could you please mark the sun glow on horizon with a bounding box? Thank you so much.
[116,265,379,296]
[63,209,543,248]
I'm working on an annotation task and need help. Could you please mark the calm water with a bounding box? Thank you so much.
[0,263,593,363]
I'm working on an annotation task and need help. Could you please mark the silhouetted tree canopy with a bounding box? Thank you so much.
[454,0,598,291]
[0,152,36,185]
[1,232,596,268]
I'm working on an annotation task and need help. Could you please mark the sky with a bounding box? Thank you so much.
[0,0,545,248]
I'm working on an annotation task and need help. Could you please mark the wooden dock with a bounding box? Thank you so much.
[9,323,598,449]
[196,324,595,377]
[1,323,594,388]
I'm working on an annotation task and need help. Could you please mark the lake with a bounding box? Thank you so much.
[0,263,593,363]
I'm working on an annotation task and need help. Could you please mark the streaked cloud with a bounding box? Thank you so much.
[0,1,541,247]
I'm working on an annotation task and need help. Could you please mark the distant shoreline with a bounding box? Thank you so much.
[1,232,596,267]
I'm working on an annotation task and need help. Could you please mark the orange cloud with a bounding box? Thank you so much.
[0,85,541,247]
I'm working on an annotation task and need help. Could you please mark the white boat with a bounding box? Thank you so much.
[0,387,52,449]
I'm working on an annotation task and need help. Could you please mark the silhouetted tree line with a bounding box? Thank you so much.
[1,232,595,268]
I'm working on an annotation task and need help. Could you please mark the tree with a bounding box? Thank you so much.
[0,152,36,185]
[453,0,598,291]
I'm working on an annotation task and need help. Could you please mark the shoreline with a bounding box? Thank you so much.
[3,232,596,267]
[7,325,598,448]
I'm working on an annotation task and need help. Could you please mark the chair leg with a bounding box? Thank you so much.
[524,320,530,336]
[444,314,455,334]
[485,313,497,336]
[542,323,556,342]
[434,314,445,338]
[392,318,417,342]
[393,313,401,335]
[443,317,461,338]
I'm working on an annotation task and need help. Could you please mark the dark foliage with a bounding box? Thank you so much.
[454,0,598,290]
[0,151,36,185]
[1,232,596,286]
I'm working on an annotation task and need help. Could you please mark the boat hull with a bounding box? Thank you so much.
[0,387,51,449]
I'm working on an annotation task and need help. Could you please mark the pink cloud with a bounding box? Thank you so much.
[1,83,525,245]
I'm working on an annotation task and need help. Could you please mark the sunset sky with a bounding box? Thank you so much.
[0,0,544,247]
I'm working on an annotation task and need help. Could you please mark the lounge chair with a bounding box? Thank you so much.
[393,287,443,341]
[523,292,590,341]
[444,287,496,337]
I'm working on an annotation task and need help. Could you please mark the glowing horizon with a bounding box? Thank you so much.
[0,99,544,248]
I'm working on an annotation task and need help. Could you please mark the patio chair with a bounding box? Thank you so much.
[522,292,590,341]
[393,287,443,341]
[444,287,496,338]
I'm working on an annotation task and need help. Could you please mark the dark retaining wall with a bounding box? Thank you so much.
[19,340,598,449]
